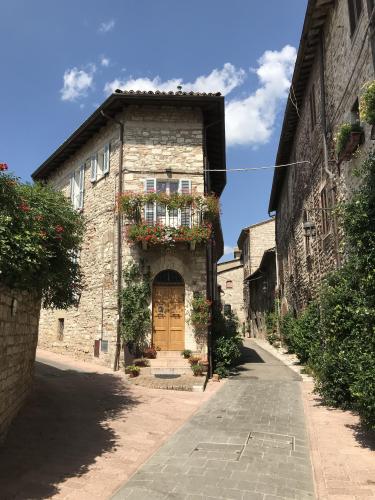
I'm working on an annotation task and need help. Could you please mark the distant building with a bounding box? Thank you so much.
[217,247,245,332]
[269,0,375,315]
[237,219,275,336]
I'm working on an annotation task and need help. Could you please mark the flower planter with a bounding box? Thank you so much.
[338,131,362,162]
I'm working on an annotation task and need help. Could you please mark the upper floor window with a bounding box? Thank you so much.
[226,280,233,289]
[348,0,363,35]
[90,143,110,183]
[144,178,192,227]
[309,84,317,130]
[70,165,85,210]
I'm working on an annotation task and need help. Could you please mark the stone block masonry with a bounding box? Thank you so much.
[0,285,40,442]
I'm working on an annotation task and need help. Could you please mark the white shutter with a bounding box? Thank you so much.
[103,144,110,174]
[144,179,156,225]
[179,179,191,194]
[179,179,192,227]
[90,155,97,182]
[70,173,75,205]
[78,164,85,209]
[145,178,156,193]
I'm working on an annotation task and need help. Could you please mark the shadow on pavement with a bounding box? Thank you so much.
[0,362,138,500]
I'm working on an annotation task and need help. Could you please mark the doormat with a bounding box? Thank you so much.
[154,374,181,379]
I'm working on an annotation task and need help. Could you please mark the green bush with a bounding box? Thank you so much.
[334,122,363,156]
[0,169,84,308]
[280,153,375,429]
[360,80,375,125]
[212,307,242,376]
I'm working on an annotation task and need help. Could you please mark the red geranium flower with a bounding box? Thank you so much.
[19,203,30,212]
[0,163,8,171]
[55,225,64,233]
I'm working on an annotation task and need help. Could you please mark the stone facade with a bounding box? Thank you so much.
[33,94,225,368]
[269,0,375,314]
[0,285,40,442]
[217,249,245,332]
[248,249,276,339]
[237,219,275,334]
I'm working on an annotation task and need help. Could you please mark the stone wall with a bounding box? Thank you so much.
[217,259,245,329]
[38,105,209,366]
[274,1,375,314]
[0,285,40,442]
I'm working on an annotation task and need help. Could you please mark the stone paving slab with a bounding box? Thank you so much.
[112,341,315,500]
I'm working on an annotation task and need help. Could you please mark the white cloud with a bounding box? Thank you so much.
[60,65,96,102]
[102,45,296,147]
[98,20,115,33]
[100,57,110,67]
[103,63,245,96]
[225,45,296,147]
[223,245,235,257]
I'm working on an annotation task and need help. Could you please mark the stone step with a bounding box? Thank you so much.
[155,351,187,358]
[150,366,192,376]
[149,358,190,368]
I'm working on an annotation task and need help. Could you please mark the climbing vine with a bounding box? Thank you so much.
[120,262,151,355]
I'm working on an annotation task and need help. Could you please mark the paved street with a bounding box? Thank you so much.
[112,340,315,500]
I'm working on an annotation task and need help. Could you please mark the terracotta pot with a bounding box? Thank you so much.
[212,373,220,382]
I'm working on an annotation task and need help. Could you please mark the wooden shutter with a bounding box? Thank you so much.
[103,144,110,174]
[78,164,85,209]
[179,179,191,194]
[145,178,156,193]
[90,155,97,182]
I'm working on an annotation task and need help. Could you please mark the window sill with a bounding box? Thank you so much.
[91,172,109,185]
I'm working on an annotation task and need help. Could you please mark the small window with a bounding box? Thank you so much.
[309,85,317,130]
[57,318,64,341]
[351,98,360,124]
[303,210,312,257]
[101,340,109,353]
[320,186,331,235]
[223,304,232,315]
[348,0,363,35]
[226,280,233,289]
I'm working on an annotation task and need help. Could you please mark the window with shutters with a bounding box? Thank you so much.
[90,143,110,183]
[144,178,192,227]
[348,0,363,35]
[70,165,85,210]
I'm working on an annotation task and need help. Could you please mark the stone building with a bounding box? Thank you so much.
[269,0,375,315]
[237,219,275,335]
[32,90,226,372]
[217,247,245,333]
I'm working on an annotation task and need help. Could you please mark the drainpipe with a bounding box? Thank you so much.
[100,110,124,371]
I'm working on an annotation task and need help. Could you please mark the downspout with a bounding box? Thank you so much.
[100,109,124,371]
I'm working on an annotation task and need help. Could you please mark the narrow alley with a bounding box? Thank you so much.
[112,340,314,500]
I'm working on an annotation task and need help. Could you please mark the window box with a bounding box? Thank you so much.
[335,123,363,163]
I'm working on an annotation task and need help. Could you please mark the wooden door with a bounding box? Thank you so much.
[152,285,185,350]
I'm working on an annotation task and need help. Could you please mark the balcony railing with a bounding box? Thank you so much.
[118,192,219,248]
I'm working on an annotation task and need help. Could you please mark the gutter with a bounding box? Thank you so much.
[100,110,124,371]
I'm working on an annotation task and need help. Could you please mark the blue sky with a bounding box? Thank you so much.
[0,0,307,259]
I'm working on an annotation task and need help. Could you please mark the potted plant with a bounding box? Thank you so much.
[133,358,150,367]
[335,122,363,162]
[188,355,202,366]
[181,349,192,359]
[143,346,157,359]
[191,363,204,376]
[126,365,141,377]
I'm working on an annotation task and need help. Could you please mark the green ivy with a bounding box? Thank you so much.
[280,153,375,428]
[0,171,84,308]
[360,80,375,125]
[120,262,151,355]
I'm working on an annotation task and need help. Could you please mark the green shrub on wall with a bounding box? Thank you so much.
[212,307,242,377]
[0,169,84,308]
[280,153,375,429]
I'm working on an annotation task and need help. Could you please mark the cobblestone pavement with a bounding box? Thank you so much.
[112,340,315,500]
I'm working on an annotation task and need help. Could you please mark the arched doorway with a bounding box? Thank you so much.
[152,270,185,351]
